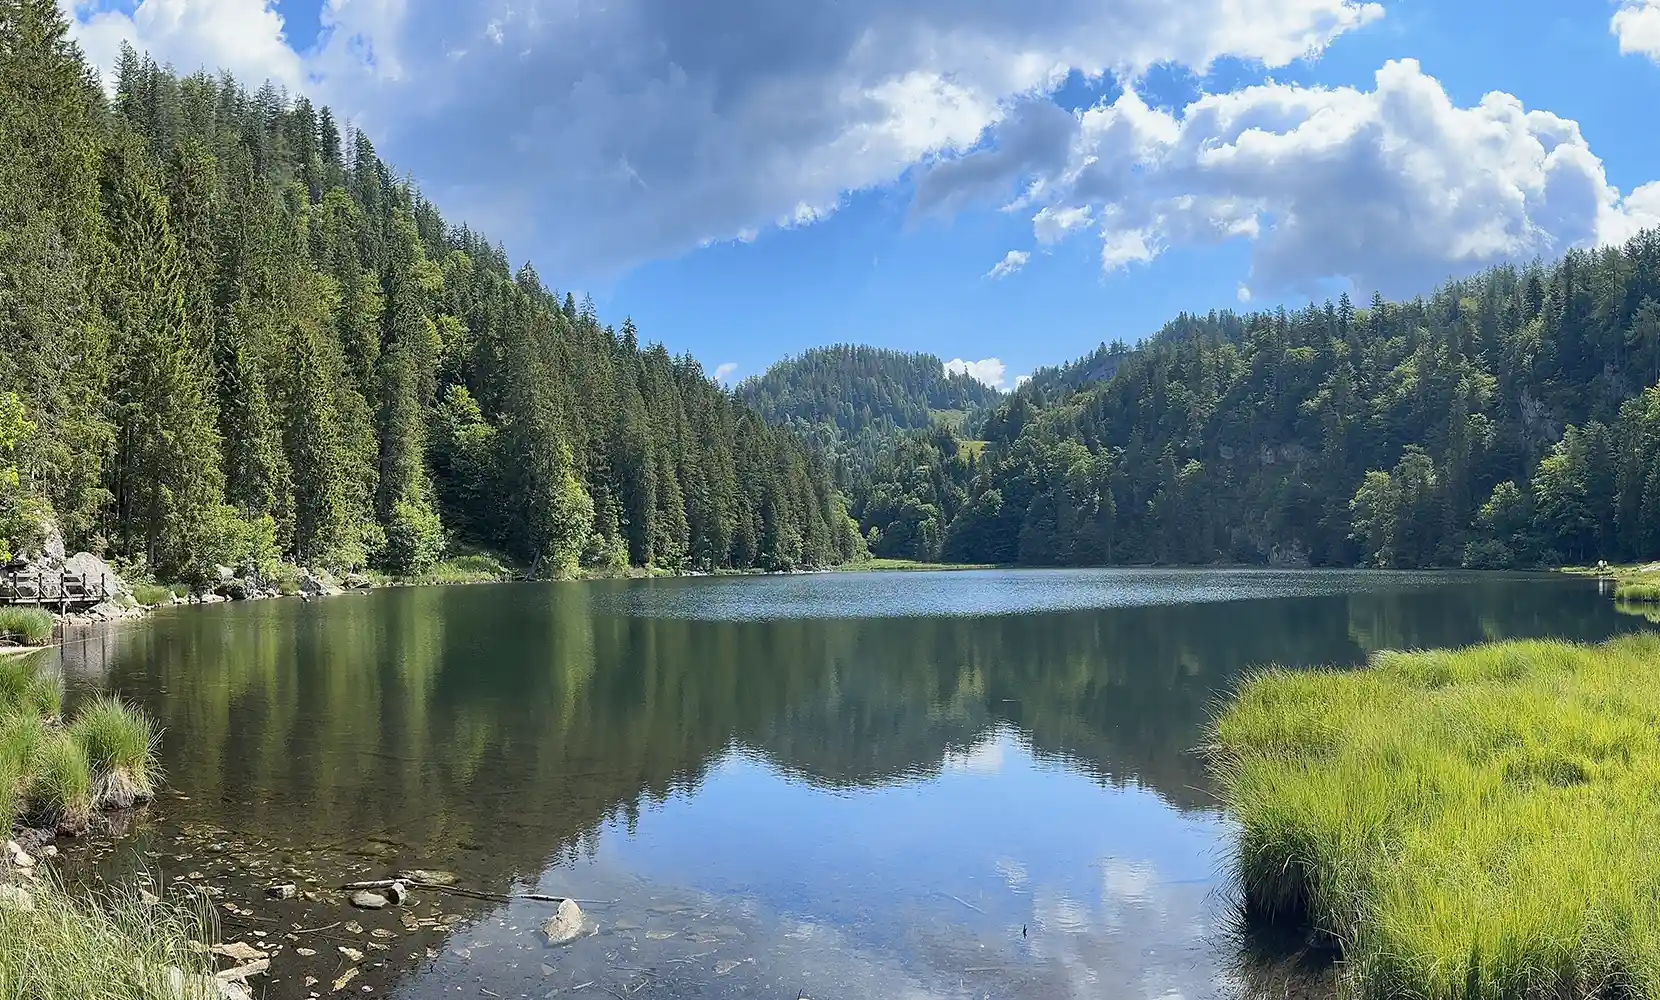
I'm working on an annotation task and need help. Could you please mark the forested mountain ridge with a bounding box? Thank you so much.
[0,3,862,584]
[858,240,1660,569]
[736,345,1002,451]
[733,346,1005,559]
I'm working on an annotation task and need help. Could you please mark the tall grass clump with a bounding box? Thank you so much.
[1615,581,1660,603]
[0,875,217,1000]
[0,652,60,717]
[23,730,93,832]
[1210,633,1660,999]
[71,695,159,808]
[130,583,173,607]
[0,607,53,646]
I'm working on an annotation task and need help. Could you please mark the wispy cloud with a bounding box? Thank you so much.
[985,250,1030,280]
[714,362,740,383]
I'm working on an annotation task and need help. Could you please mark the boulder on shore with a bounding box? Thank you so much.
[298,569,344,598]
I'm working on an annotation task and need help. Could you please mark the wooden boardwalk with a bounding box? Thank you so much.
[0,564,113,610]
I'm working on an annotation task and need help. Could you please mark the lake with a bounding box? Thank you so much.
[55,569,1641,999]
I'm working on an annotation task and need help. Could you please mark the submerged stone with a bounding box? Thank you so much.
[541,899,586,945]
[349,890,387,910]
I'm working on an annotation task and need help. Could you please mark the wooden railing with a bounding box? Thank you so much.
[0,566,110,609]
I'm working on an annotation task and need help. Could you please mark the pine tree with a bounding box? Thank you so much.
[98,134,227,578]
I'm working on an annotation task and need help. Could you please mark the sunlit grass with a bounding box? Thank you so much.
[130,583,173,607]
[411,553,515,584]
[24,729,93,832]
[71,695,159,809]
[0,875,217,1000]
[1616,581,1660,603]
[1210,634,1660,999]
[0,607,53,646]
[0,652,60,717]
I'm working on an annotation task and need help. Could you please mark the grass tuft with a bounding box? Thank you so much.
[0,607,53,646]
[0,875,217,999]
[1615,581,1660,603]
[71,695,160,808]
[23,729,93,833]
[1210,633,1660,1000]
[0,652,61,718]
[130,583,173,607]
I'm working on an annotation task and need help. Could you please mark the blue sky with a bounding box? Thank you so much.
[62,0,1660,387]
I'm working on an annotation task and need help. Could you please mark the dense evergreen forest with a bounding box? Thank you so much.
[735,346,1002,559]
[736,345,1000,477]
[0,2,861,584]
[850,243,1660,569]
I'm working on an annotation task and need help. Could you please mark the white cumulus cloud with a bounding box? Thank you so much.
[713,362,740,383]
[61,0,1384,279]
[945,357,1010,390]
[985,250,1031,280]
[923,58,1660,296]
[1614,1,1660,59]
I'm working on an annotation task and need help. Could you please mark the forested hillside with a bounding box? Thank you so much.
[734,346,1003,559]
[737,346,1001,461]
[860,240,1660,569]
[0,3,861,584]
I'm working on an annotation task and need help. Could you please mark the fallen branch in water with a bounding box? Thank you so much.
[340,878,614,906]
[293,921,341,935]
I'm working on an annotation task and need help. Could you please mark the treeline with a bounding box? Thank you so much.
[856,236,1660,568]
[0,2,860,583]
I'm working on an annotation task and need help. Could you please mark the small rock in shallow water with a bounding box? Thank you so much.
[399,870,457,886]
[296,947,317,957]
[541,899,586,945]
[343,921,364,934]
[349,891,386,910]
[369,929,395,939]
[337,946,364,962]
[384,881,408,905]
[266,884,298,900]
[210,943,267,963]
[714,959,745,976]
[214,959,269,982]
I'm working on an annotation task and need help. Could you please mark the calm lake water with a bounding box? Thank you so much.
[55,569,1643,999]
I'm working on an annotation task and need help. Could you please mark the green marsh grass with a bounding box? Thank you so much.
[130,583,172,607]
[24,730,93,832]
[0,875,216,1000]
[71,695,159,808]
[1615,581,1660,602]
[1210,634,1660,1000]
[0,607,52,646]
[0,652,60,717]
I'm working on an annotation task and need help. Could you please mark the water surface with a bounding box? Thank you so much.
[58,569,1642,999]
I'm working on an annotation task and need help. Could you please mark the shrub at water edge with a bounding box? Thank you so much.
[0,607,52,646]
[1210,633,1660,1000]
[71,696,159,809]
